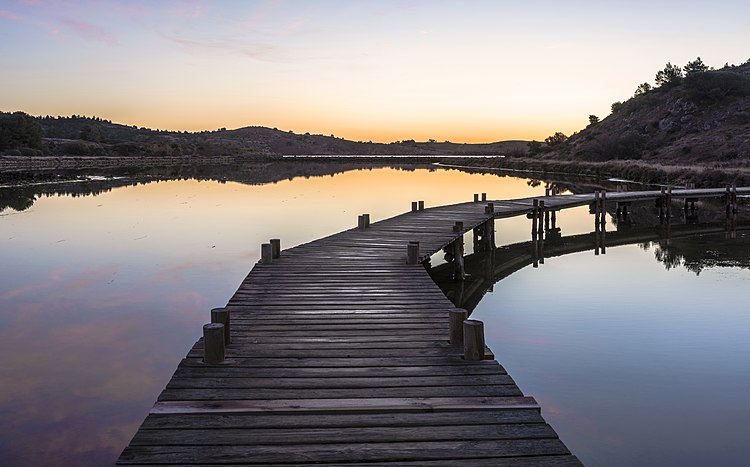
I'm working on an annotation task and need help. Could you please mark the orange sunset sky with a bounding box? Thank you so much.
[1,0,749,142]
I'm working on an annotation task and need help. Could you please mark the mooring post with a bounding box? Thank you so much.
[270,238,281,259]
[485,202,494,214]
[732,183,738,217]
[481,193,487,202]
[406,241,420,265]
[418,200,425,211]
[357,214,366,230]
[260,243,273,264]
[531,199,539,238]
[203,323,225,364]
[463,319,486,361]
[412,201,418,212]
[473,193,479,202]
[453,221,464,233]
[449,309,468,346]
[600,190,607,228]
[210,307,231,345]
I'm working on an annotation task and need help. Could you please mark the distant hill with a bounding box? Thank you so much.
[540,62,750,166]
[0,112,528,160]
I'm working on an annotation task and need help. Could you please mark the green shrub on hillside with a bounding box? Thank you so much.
[684,70,750,104]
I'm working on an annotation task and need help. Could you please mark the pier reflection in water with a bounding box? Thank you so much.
[429,195,750,466]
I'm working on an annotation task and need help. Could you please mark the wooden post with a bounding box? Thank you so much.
[481,193,487,201]
[453,221,464,233]
[260,243,273,264]
[463,320,485,361]
[203,323,225,364]
[473,193,479,202]
[600,190,606,228]
[485,202,494,214]
[666,186,672,221]
[270,238,281,259]
[453,236,465,280]
[364,214,370,228]
[418,200,425,211]
[531,199,539,237]
[449,309,468,346]
[659,186,666,220]
[594,191,600,256]
[357,215,366,230]
[732,183,738,217]
[538,200,545,237]
[412,201,418,212]
[406,241,420,265]
[210,307,231,345]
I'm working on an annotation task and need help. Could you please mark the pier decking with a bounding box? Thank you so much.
[119,187,746,465]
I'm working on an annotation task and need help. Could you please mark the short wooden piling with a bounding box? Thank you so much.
[485,202,494,214]
[531,199,539,236]
[270,239,281,259]
[463,320,485,361]
[453,221,464,233]
[538,200,545,236]
[481,193,487,201]
[210,307,231,345]
[412,201,418,212]
[449,309,468,346]
[666,186,672,220]
[418,200,425,211]
[406,241,420,265]
[203,323,225,364]
[260,243,273,264]
[357,215,366,230]
[473,193,479,202]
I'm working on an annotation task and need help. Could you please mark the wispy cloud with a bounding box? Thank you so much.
[61,17,117,44]
[160,31,286,61]
[0,8,24,21]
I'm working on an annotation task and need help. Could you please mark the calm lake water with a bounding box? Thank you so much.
[1,165,748,466]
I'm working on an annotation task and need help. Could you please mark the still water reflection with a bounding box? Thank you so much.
[1,165,748,466]
[432,211,750,466]
[0,166,547,466]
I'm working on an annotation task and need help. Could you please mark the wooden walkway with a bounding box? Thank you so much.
[118,186,746,465]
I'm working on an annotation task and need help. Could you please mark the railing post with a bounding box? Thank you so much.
[463,319,485,361]
[270,238,281,259]
[210,307,231,345]
[203,323,225,364]
[406,241,420,265]
[449,309,468,346]
[260,243,273,264]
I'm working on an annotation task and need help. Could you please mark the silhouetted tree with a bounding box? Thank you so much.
[655,62,683,87]
[544,132,568,146]
[634,82,652,96]
[588,115,600,125]
[611,101,623,113]
[527,140,542,154]
[684,57,710,76]
[0,111,42,150]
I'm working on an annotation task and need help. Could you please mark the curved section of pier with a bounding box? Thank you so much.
[118,186,745,465]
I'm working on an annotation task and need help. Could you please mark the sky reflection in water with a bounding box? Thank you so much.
[1,167,748,466]
[0,167,543,466]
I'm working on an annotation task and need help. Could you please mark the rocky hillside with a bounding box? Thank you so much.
[544,62,750,166]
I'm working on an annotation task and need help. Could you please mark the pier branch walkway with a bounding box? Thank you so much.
[118,186,746,465]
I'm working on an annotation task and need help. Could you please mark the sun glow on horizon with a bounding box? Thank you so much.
[2,0,749,143]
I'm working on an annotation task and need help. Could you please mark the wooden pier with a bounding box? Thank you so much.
[119,186,746,465]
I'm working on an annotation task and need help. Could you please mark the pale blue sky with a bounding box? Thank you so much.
[1,0,748,141]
